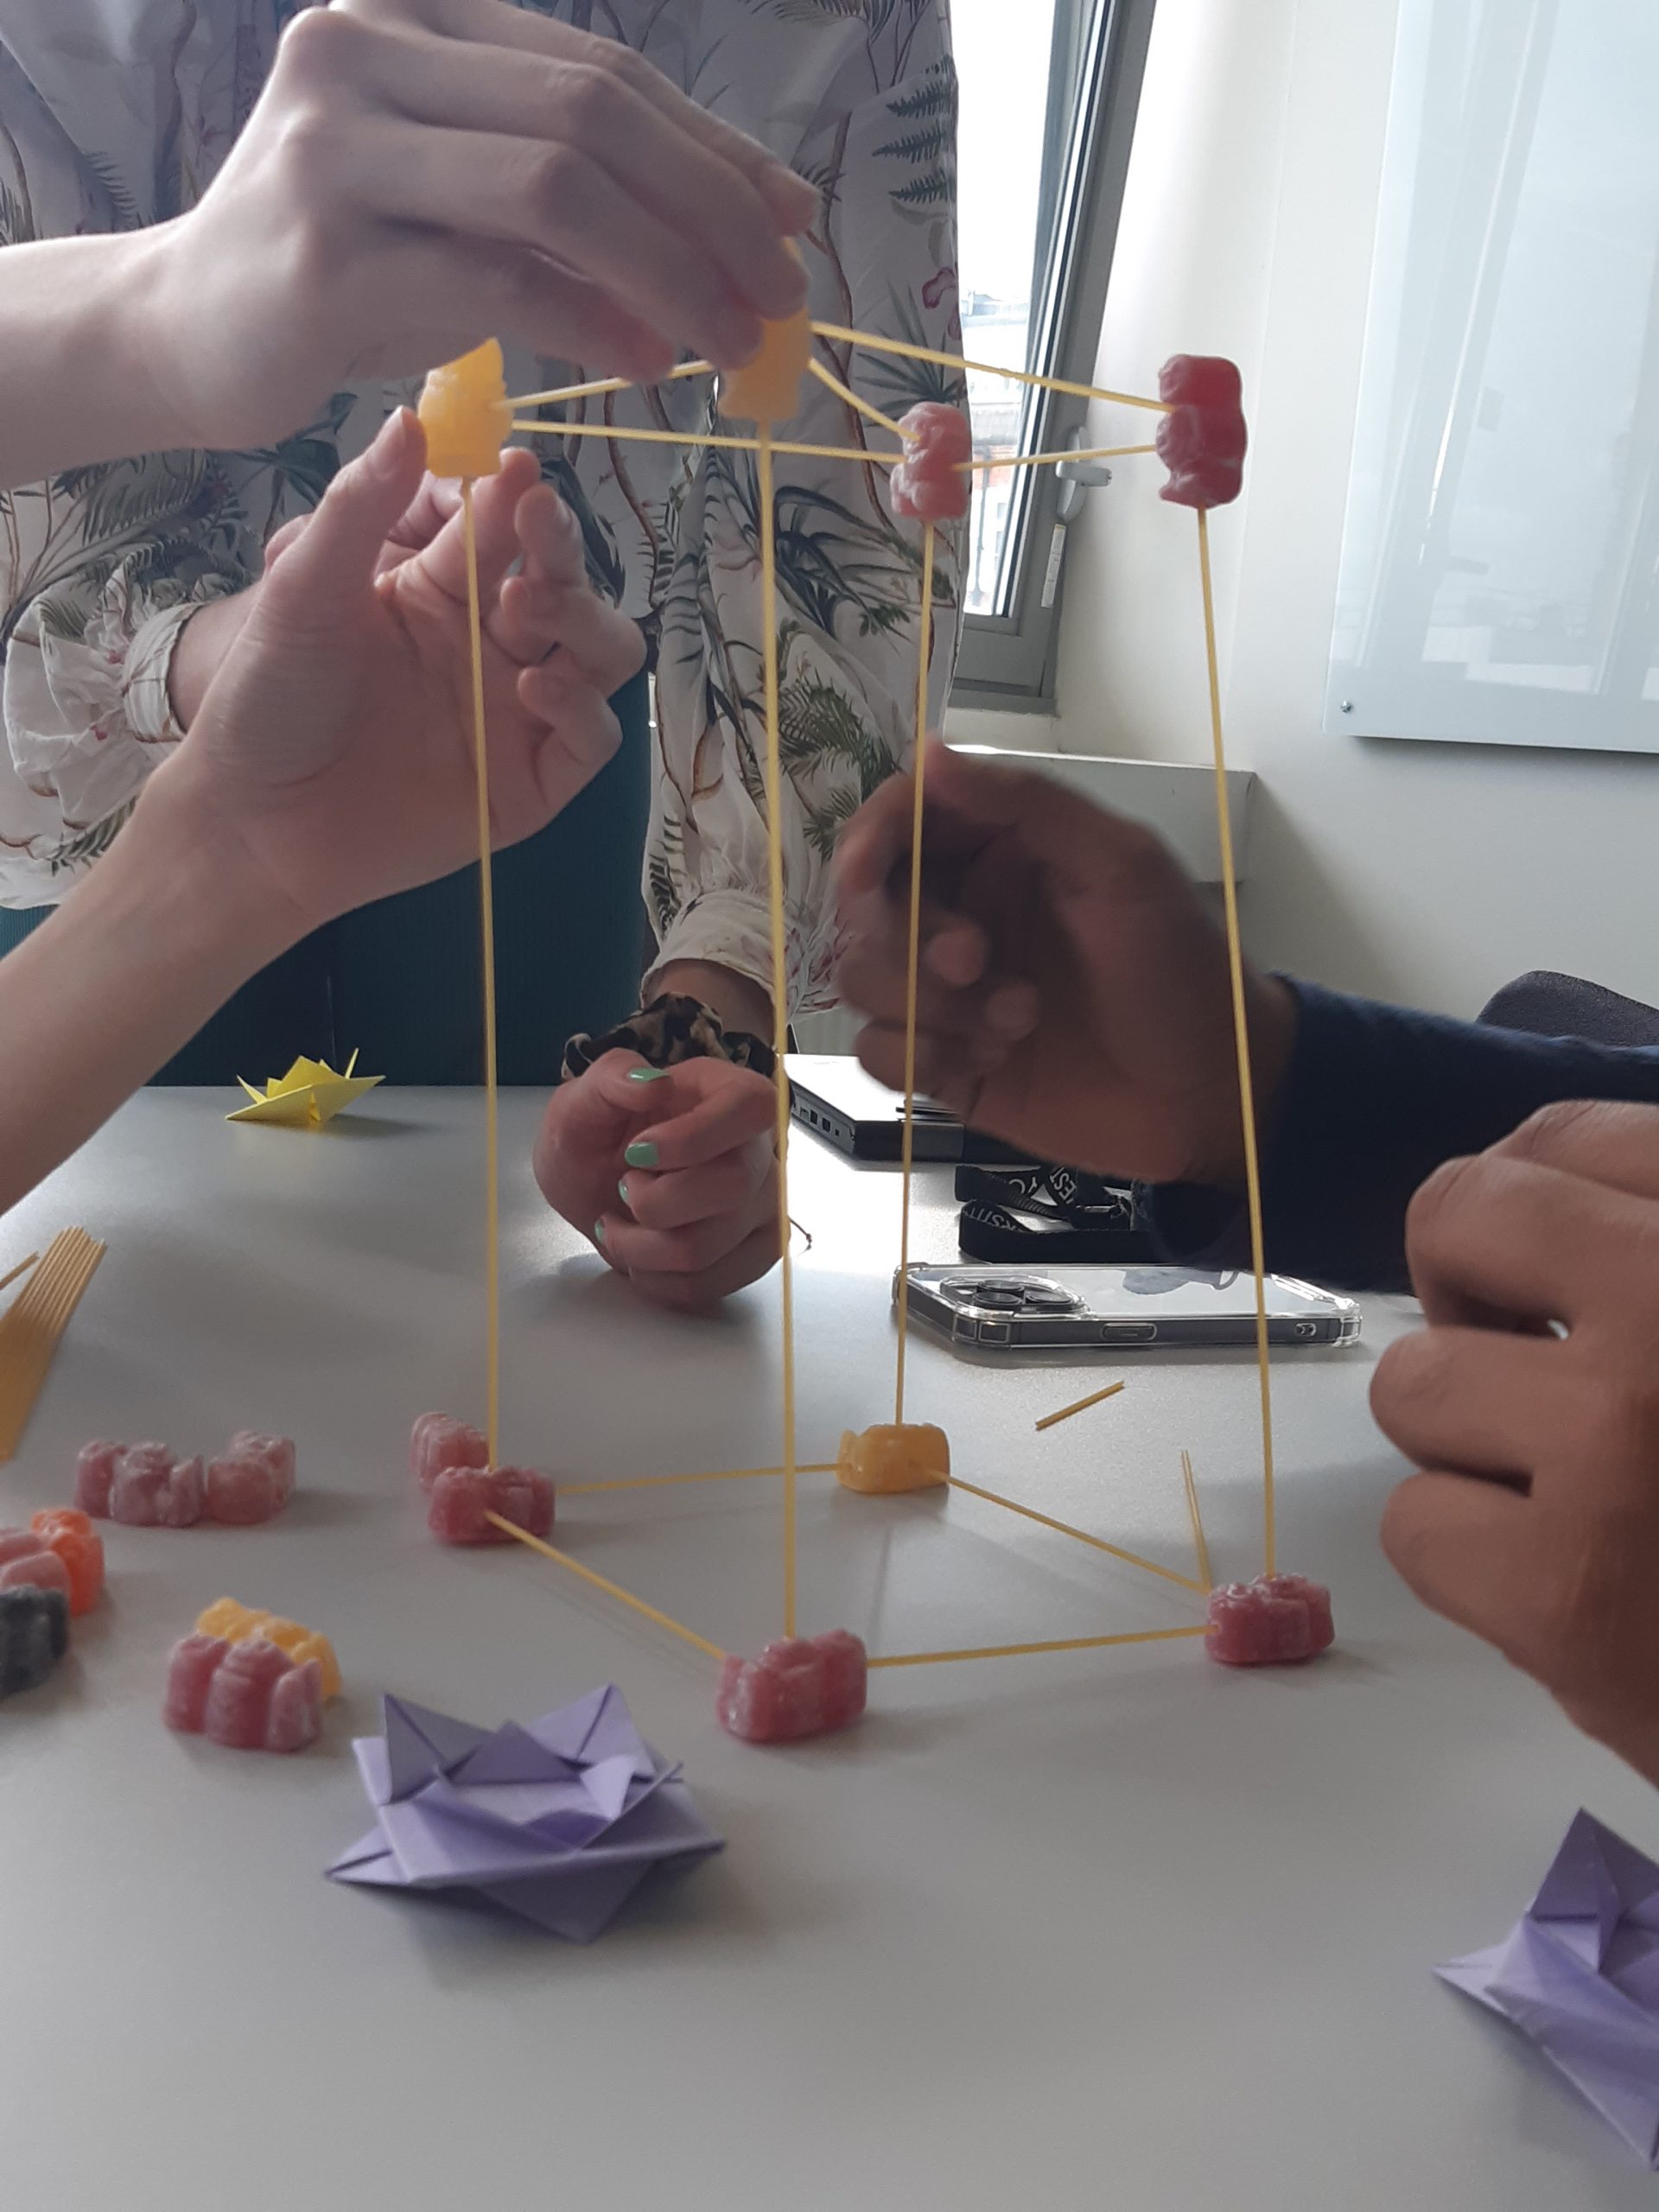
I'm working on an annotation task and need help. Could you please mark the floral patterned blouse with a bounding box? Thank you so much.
[0,0,964,1016]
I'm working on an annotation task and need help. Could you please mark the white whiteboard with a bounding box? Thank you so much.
[1327,0,1659,753]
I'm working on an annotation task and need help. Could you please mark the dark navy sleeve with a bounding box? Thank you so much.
[1139,978,1659,1290]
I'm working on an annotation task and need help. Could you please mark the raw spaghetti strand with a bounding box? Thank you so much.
[810,322,1171,414]
[1196,507,1275,1573]
[756,427,799,1637]
[461,482,501,1464]
[486,1514,728,1662]
[893,524,936,1425]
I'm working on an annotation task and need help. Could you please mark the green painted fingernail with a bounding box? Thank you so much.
[626,1066,670,1084]
[624,1140,659,1169]
[617,1179,630,1205]
[593,1219,606,1244]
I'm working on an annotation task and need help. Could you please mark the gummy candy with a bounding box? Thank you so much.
[195,1597,340,1700]
[0,1528,70,1602]
[205,1432,296,1525]
[77,1440,205,1527]
[1205,1573,1334,1666]
[164,1633,323,1752]
[718,256,812,426]
[417,340,512,479]
[0,1586,68,1698]
[428,1465,555,1547]
[889,403,974,523]
[1155,354,1247,511]
[836,1422,950,1496]
[716,1630,868,1743]
[30,1508,104,1616]
[410,1411,489,1494]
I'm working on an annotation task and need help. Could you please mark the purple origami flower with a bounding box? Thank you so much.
[1440,1809,1659,2167]
[327,1685,722,1942]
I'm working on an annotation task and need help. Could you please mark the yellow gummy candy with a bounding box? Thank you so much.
[836,1423,950,1496]
[417,340,512,479]
[718,247,811,427]
[195,1597,340,1701]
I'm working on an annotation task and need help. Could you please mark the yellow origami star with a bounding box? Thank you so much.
[227,1050,383,1129]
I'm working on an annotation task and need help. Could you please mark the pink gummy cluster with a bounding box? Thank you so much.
[77,1434,295,1528]
[1205,1573,1334,1667]
[0,1527,69,1603]
[890,403,973,523]
[164,1634,322,1752]
[717,1630,868,1744]
[1155,354,1248,511]
[410,1413,554,1546]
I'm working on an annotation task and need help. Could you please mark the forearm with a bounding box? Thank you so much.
[1143,980,1659,1290]
[0,230,190,492]
[168,591,260,731]
[0,766,294,1216]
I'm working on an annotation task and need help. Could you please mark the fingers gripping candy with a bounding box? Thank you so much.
[0,1529,70,1603]
[196,1597,340,1700]
[417,340,512,480]
[719,250,812,426]
[1155,355,1247,511]
[1205,1573,1334,1667]
[31,1510,104,1616]
[836,1422,950,1496]
[205,1433,296,1525]
[76,1440,206,1528]
[889,403,973,523]
[410,1412,489,1495]
[429,1465,556,1547]
[717,1630,868,1743]
[164,1633,323,1752]
[0,1586,68,1699]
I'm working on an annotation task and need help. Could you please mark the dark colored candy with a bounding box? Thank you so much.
[0,1586,69,1698]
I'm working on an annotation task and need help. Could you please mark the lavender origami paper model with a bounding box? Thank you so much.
[327,1685,723,1941]
[1439,1810,1659,2167]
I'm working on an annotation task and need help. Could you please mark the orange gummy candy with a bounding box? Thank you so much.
[836,1423,950,1496]
[196,1597,340,1701]
[718,245,811,427]
[29,1507,103,1617]
[417,340,512,480]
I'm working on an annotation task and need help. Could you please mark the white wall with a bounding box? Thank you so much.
[952,0,1659,1017]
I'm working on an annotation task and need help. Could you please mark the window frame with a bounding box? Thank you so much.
[951,0,1159,708]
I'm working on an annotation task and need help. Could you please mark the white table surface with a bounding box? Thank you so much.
[1,1087,1655,2209]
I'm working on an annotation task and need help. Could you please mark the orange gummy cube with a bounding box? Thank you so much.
[718,247,811,427]
[836,1423,950,1496]
[29,1508,103,1617]
[417,340,512,479]
[196,1597,340,1701]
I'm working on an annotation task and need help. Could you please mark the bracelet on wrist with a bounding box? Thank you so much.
[561,992,777,1084]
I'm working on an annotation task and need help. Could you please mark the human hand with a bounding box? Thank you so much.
[136,0,818,451]
[1374,1100,1659,1787]
[154,409,643,934]
[534,1053,780,1312]
[834,745,1297,1185]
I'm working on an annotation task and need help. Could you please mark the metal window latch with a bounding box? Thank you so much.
[1043,429,1115,608]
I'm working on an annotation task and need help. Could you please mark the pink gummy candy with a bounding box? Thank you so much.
[428,1465,555,1547]
[0,1529,70,1602]
[206,1432,296,1525]
[410,1412,490,1495]
[1205,1573,1334,1667]
[890,402,974,522]
[717,1630,868,1744]
[166,1634,322,1751]
[79,1440,205,1527]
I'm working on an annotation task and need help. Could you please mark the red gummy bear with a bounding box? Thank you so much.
[1155,355,1247,510]
[890,403,974,523]
[77,1440,205,1527]
[1205,1573,1334,1667]
[164,1633,323,1752]
[717,1630,868,1744]
[0,1529,70,1604]
[206,1433,296,1526]
[428,1465,555,1546]
[31,1510,103,1616]
[409,1412,489,1495]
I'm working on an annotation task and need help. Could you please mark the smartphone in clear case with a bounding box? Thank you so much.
[897,1264,1362,1352]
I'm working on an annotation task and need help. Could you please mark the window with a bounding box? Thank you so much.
[950,0,1157,706]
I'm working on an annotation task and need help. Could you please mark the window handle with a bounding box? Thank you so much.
[1055,427,1114,522]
